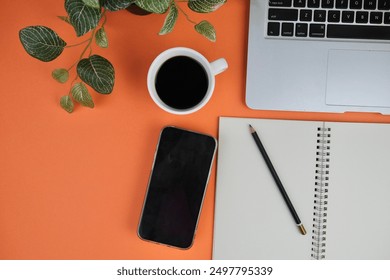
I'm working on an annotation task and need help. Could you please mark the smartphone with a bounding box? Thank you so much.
[137,126,217,249]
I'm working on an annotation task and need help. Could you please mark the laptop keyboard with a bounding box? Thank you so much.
[267,0,390,40]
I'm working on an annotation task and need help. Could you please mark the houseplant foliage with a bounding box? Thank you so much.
[19,0,227,113]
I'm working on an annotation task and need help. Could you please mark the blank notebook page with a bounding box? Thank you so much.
[213,117,320,259]
[213,117,390,260]
[325,122,390,259]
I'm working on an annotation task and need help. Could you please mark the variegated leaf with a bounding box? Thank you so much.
[19,26,67,62]
[195,20,216,42]
[135,0,170,14]
[52,69,69,83]
[95,27,108,48]
[77,55,115,94]
[65,0,102,37]
[82,0,100,8]
[159,3,178,35]
[57,16,72,25]
[101,0,135,11]
[60,95,74,113]
[71,83,95,108]
[188,0,226,13]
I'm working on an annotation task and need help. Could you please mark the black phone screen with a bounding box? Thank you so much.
[138,127,217,249]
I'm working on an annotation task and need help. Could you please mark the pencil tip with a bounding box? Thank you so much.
[249,124,255,133]
[298,224,307,235]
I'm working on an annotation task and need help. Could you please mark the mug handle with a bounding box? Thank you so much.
[210,58,228,76]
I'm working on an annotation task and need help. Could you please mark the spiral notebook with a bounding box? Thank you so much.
[213,117,390,260]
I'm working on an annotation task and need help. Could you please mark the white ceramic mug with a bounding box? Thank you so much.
[147,47,228,115]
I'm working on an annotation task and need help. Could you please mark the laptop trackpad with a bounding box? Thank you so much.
[326,49,390,108]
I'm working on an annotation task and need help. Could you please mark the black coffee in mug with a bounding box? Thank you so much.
[155,56,209,110]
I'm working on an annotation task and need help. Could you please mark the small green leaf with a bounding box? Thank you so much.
[71,83,94,108]
[19,26,67,62]
[188,0,226,13]
[82,0,100,8]
[52,69,69,83]
[58,16,71,25]
[102,0,135,11]
[77,55,115,94]
[95,27,108,48]
[159,3,178,35]
[65,0,101,37]
[60,95,74,113]
[195,21,216,42]
[135,0,170,14]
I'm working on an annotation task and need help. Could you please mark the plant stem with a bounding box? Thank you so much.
[67,61,77,72]
[79,28,96,60]
[174,0,197,25]
[65,38,91,48]
[101,11,107,28]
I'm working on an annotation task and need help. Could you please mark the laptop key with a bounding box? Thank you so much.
[296,23,308,36]
[378,0,390,10]
[314,10,327,22]
[268,22,280,36]
[328,10,341,22]
[269,0,293,6]
[300,9,313,21]
[269,8,299,21]
[282,23,294,36]
[364,0,377,10]
[342,11,355,22]
[356,11,369,23]
[385,12,390,23]
[308,0,320,8]
[336,0,348,8]
[350,0,363,9]
[322,0,334,8]
[370,12,383,23]
[310,24,325,37]
[327,24,390,39]
[294,0,306,7]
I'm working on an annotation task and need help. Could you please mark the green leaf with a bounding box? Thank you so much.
[159,3,178,35]
[101,0,135,11]
[71,83,95,108]
[195,20,216,42]
[52,69,69,83]
[65,0,102,37]
[95,27,108,48]
[135,0,170,14]
[77,55,115,94]
[188,0,226,13]
[19,26,67,62]
[82,0,100,8]
[60,95,74,113]
[58,16,72,25]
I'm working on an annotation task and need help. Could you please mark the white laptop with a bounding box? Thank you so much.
[246,0,390,113]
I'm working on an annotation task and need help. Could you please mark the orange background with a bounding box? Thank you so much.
[1,1,390,260]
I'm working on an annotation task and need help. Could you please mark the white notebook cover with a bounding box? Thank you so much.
[213,117,390,260]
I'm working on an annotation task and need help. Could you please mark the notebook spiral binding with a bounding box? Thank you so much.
[311,126,331,260]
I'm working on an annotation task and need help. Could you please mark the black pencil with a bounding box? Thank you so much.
[249,124,306,235]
